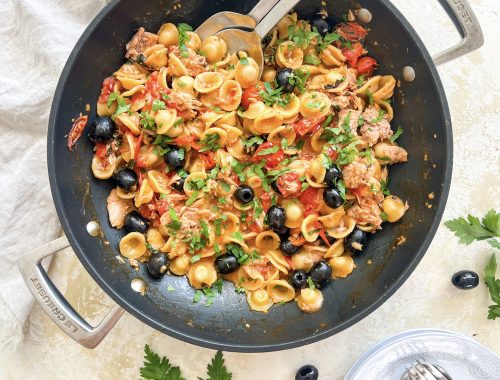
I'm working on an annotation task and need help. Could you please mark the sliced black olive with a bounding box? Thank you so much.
[324,165,341,187]
[164,146,185,170]
[124,211,149,233]
[295,364,319,380]
[323,187,344,209]
[136,53,146,64]
[290,270,308,290]
[215,254,240,274]
[267,205,286,231]
[309,261,332,288]
[147,252,169,278]
[345,228,368,253]
[275,226,291,240]
[271,180,280,193]
[452,270,479,290]
[235,185,254,204]
[172,177,185,192]
[280,239,301,255]
[312,17,331,36]
[88,116,116,143]
[114,168,138,191]
[276,68,295,93]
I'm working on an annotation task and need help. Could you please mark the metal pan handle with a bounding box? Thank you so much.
[18,236,123,348]
[433,0,483,65]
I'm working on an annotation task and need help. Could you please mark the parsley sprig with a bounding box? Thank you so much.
[140,345,232,380]
[107,92,130,115]
[178,23,193,58]
[485,254,500,320]
[445,209,500,248]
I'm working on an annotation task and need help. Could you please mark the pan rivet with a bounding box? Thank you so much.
[356,8,372,23]
[86,221,101,237]
[131,278,147,294]
[403,66,416,82]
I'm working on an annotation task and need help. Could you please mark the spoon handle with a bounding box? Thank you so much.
[247,0,282,24]
[254,0,302,38]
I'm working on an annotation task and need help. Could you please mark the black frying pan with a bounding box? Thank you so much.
[19,0,483,352]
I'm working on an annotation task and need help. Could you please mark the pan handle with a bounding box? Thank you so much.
[433,0,484,65]
[18,236,124,349]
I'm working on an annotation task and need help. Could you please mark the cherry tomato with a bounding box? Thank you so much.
[67,115,88,151]
[241,84,264,109]
[300,187,322,215]
[98,77,117,103]
[292,116,326,136]
[145,71,161,100]
[261,192,273,212]
[356,56,378,76]
[155,200,170,216]
[134,132,144,162]
[173,135,201,151]
[95,143,108,159]
[198,151,216,170]
[276,172,302,197]
[342,42,365,67]
[253,142,284,169]
[318,230,332,247]
[337,22,368,42]
[325,146,339,161]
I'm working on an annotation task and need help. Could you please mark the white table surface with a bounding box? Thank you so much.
[2,0,499,379]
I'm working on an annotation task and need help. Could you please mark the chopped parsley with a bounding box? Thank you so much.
[152,99,166,112]
[199,133,221,152]
[317,31,341,52]
[107,92,130,115]
[370,109,386,123]
[380,179,391,195]
[140,111,156,130]
[366,89,374,105]
[356,75,365,87]
[307,277,316,289]
[304,54,321,65]
[288,24,320,49]
[257,145,279,156]
[289,69,310,93]
[167,207,182,236]
[178,23,193,58]
[389,126,404,143]
[239,56,249,65]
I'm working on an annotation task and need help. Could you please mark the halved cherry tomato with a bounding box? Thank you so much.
[356,56,378,76]
[95,143,108,159]
[261,192,273,212]
[325,146,339,161]
[276,172,302,197]
[155,200,170,216]
[337,22,368,42]
[289,233,306,246]
[198,151,216,170]
[98,77,117,103]
[173,135,201,151]
[300,187,322,215]
[67,115,88,151]
[241,84,264,109]
[318,230,332,247]
[252,142,284,169]
[284,255,294,269]
[145,71,161,100]
[342,42,365,67]
[133,132,144,162]
[292,116,326,136]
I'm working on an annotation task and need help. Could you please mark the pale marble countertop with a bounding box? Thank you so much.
[2,0,499,379]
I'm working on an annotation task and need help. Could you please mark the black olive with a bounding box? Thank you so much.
[276,68,295,93]
[271,180,280,193]
[295,364,319,380]
[323,187,344,209]
[124,211,149,233]
[88,116,116,143]
[309,261,332,288]
[136,53,146,64]
[172,177,185,192]
[452,270,479,290]
[147,252,169,278]
[345,228,368,253]
[235,185,254,204]
[275,226,291,240]
[114,168,138,191]
[324,165,341,187]
[311,16,331,36]
[280,240,301,255]
[215,254,240,274]
[164,146,185,170]
[318,232,336,246]
[290,270,308,290]
[267,205,286,231]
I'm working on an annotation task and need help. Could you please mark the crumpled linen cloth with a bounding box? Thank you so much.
[0,0,107,351]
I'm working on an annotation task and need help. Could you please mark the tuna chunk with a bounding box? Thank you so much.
[125,27,158,59]
[342,161,370,189]
[107,189,134,228]
[337,109,361,135]
[377,144,408,164]
[359,107,393,146]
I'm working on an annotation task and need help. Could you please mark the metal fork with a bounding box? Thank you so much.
[401,359,453,380]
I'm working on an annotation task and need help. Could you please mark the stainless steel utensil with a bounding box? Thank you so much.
[215,0,301,75]
[195,0,280,41]
[401,359,453,380]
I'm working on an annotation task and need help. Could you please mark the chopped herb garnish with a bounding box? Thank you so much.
[107,92,130,115]
[389,126,404,143]
[366,89,374,105]
[317,31,341,52]
[304,54,321,65]
[190,254,201,263]
[307,277,316,289]
[370,109,386,123]
[200,133,220,152]
[356,75,365,87]
[185,190,199,206]
[257,145,279,156]
[240,57,249,65]
[152,99,166,112]
[380,179,391,196]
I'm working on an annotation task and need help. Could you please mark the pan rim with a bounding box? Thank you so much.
[47,0,453,352]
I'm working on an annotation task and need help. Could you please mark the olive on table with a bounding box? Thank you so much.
[124,211,149,234]
[88,116,115,143]
[114,168,138,191]
[452,270,479,290]
[345,228,368,253]
[324,165,341,187]
[266,205,286,231]
[311,16,331,36]
[147,252,169,278]
[276,68,295,93]
[280,239,301,255]
[290,270,308,290]
[172,177,185,192]
[164,146,185,170]
[323,187,344,209]
[309,261,332,288]
[295,364,319,380]
[215,254,240,274]
[235,185,254,204]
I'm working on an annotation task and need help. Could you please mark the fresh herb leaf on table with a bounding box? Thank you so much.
[444,209,500,248]
[140,345,232,380]
[484,254,500,320]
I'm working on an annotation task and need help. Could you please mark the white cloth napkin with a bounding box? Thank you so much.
[0,0,107,351]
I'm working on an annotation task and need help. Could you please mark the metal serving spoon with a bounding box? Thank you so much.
[195,0,281,41]
[215,0,302,76]
[401,359,453,380]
